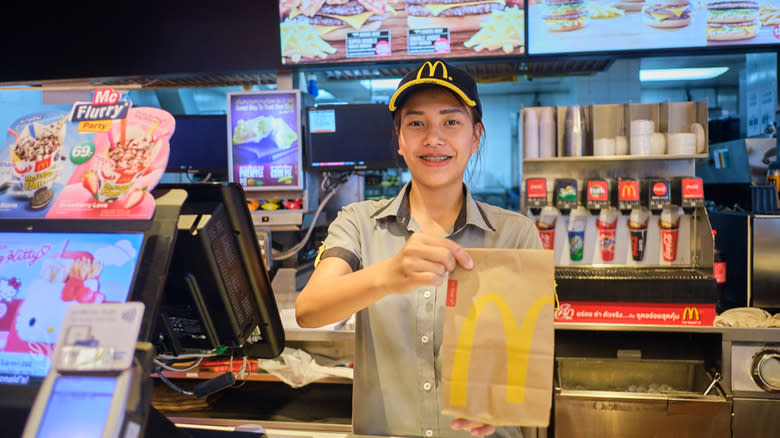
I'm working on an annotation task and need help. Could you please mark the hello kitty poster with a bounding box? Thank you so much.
[0,232,143,380]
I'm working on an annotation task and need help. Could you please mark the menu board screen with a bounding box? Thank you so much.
[529,0,780,54]
[227,90,303,191]
[279,1,526,64]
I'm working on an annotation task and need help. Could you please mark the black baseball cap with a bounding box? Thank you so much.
[388,59,482,119]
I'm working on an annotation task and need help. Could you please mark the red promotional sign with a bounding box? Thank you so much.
[554,301,716,326]
[681,177,704,199]
[526,178,547,199]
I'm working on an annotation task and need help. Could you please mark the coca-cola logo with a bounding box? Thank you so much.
[554,303,575,321]
[682,178,703,198]
[661,230,677,261]
[652,182,667,196]
[538,229,555,250]
[527,179,547,198]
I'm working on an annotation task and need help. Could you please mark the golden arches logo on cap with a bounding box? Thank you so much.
[388,60,480,115]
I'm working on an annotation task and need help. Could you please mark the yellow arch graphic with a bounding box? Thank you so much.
[450,292,554,406]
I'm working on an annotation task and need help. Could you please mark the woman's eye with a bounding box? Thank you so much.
[408,120,423,127]
[445,119,459,126]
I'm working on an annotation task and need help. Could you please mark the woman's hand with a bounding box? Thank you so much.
[450,418,496,436]
[381,232,473,294]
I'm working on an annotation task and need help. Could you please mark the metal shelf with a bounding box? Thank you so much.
[523,154,708,163]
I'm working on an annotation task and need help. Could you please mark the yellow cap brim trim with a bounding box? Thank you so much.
[388,78,477,112]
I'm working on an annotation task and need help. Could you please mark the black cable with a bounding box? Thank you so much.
[154,365,194,396]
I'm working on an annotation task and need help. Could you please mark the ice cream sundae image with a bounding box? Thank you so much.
[9,118,67,203]
[92,121,160,203]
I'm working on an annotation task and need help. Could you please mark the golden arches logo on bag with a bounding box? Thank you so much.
[449,292,555,406]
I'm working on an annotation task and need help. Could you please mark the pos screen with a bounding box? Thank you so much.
[34,376,116,438]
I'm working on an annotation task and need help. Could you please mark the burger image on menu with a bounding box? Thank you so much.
[615,0,646,13]
[287,0,392,40]
[406,0,507,32]
[706,0,760,41]
[543,0,589,31]
[641,0,693,28]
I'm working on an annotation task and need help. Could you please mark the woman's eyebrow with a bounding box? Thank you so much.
[440,107,466,115]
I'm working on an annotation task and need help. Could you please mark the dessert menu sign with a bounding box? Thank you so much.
[529,0,780,55]
[0,89,174,220]
[279,0,525,64]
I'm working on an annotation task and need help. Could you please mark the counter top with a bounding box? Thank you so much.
[285,323,779,341]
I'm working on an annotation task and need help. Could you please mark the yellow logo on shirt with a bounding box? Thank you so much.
[314,243,326,268]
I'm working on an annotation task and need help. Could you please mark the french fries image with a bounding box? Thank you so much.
[759,1,780,25]
[280,18,337,63]
[464,6,525,54]
[589,3,625,18]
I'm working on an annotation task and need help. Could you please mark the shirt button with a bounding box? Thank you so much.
[424,290,432,298]
[421,335,429,344]
[423,381,432,391]
[425,429,433,437]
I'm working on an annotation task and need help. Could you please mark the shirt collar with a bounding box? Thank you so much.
[371,182,496,233]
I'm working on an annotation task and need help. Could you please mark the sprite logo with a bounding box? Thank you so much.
[559,185,577,201]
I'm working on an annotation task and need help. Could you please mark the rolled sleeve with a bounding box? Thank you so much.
[321,205,363,271]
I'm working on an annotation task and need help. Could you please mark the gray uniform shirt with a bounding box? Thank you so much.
[319,183,542,438]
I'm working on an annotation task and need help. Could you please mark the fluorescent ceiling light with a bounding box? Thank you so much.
[360,78,401,90]
[639,67,729,82]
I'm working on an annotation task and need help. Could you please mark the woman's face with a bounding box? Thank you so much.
[396,87,482,191]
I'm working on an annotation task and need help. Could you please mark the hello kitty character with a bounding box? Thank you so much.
[14,277,74,346]
[0,277,21,320]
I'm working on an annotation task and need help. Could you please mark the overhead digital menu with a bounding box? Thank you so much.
[279,1,526,64]
[529,0,780,54]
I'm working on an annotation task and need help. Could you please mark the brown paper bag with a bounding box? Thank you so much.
[441,248,555,427]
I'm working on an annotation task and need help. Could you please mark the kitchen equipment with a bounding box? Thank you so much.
[726,331,780,438]
[554,357,731,438]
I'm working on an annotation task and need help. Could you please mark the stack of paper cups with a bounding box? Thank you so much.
[524,109,540,159]
[630,119,655,156]
[594,138,616,156]
[615,136,629,155]
[668,132,696,155]
[539,107,556,158]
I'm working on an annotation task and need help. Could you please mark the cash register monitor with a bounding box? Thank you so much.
[154,182,285,359]
[0,229,147,434]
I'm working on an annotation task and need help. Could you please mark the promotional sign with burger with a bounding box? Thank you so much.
[529,0,780,54]
[279,0,526,64]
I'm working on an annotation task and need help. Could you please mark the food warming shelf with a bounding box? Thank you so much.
[555,266,717,303]
[556,266,711,280]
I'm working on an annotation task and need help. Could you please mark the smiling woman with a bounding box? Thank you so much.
[295,59,542,438]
